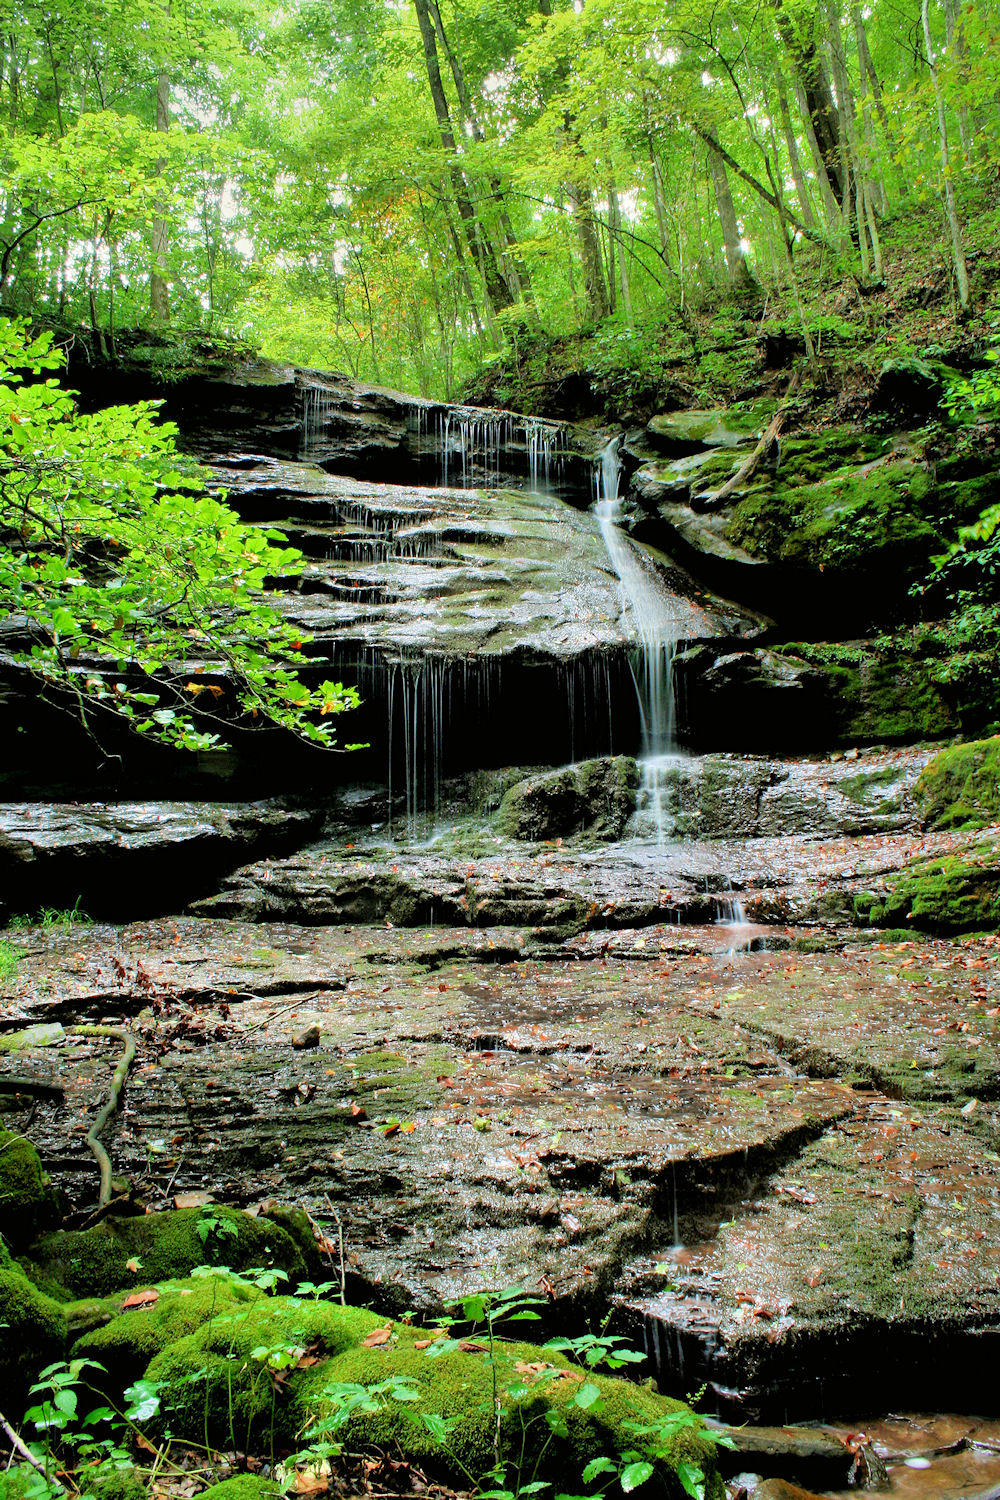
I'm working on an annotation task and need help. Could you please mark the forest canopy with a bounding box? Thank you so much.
[2,0,998,397]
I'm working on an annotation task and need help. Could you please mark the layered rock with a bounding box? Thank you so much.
[0,801,317,919]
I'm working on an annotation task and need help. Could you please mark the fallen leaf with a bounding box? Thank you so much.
[122,1290,160,1309]
[363,1326,393,1348]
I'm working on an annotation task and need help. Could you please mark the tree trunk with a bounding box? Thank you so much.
[775,65,816,228]
[607,180,633,321]
[566,179,608,322]
[792,75,843,232]
[707,145,758,293]
[776,2,845,206]
[412,0,511,315]
[922,0,970,309]
[149,67,171,324]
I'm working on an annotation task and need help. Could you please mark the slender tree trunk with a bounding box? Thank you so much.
[566,179,608,322]
[706,145,758,294]
[412,0,511,315]
[776,2,845,206]
[922,0,970,309]
[149,67,171,323]
[775,65,816,228]
[851,2,896,165]
[942,0,971,159]
[607,181,633,321]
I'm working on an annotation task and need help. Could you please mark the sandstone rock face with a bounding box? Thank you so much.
[0,801,317,918]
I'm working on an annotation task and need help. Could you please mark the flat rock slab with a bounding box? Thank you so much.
[3,919,1000,1420]
[190,824,988,929]
[625,1096,1000,1420]
[0,801,317,917]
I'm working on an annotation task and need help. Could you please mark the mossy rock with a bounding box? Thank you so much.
[766,643,957,745]
[0,1129,60,1250]
[728,457,937,574]
[87,1471,148,1500]
[147,1298,385,1449]
[0,1471,32,1500]
[915,737,1000,829]
[71,1274,269,1390]
[307,1329,717,1498]
[855,841,1000,933]
[198,1481,279,1500]
[22,1207,310,1302]
[0,1263,68,1409]
[497,757,639,842]
[647,409,754,451]
[149,1306,720,1499]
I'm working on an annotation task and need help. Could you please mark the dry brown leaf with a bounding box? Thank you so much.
[363,1326,394,1348]
[122,1289,160,1308]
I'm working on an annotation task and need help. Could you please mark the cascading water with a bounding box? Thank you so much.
[438,408,567,491]
[301,385,338,458]
[594,438,686,843]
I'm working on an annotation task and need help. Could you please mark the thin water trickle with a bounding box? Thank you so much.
[437,407,567,490]
[594,438,688,843]
[301,384,337,457]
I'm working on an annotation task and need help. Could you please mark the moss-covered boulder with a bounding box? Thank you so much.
[728,457,937,574]
[497,757,639,842]
[855,841,1000,933]
[147,1298,384,1448]
[22,1206,310,1302]
[86,1471,148,1500]
[0,1129,60,1249]
[70,1275,270,1390]
[915,738,1000,829]
[307,1328,717,1499]
[647,409,757,452]
[0,1261,68,1408]
[147,1304,720,1498]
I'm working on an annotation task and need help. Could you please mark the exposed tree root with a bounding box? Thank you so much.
[68,1025,137,1208]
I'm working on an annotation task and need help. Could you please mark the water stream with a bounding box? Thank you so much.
[594,437,688,843]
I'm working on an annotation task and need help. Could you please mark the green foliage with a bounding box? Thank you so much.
[0,319,359,752]
[5,899,92,932]
[0,940,19,981]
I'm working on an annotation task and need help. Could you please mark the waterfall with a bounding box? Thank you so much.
[594,438,686,842]
[301,385,337,457]
[438,408,566,490]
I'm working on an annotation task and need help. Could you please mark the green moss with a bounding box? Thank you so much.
[837,764,903,804]
[199,1479,279,1500]
[71,1276,267,1390]
[147,1299,384,1448]
[915,737,1000,828]
[767,642,957,744]
[22,1207,309,1302]
[306,1328,716,1499]
[0,1470,32,1500]
[728,455,937,573]
[0,1129,60,1249]
[0,1264,68,1409]
[87,1470,148,1500]
[149,1307,717,1498]
[856,841,1000,933]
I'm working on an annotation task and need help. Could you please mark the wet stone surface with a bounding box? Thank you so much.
[3,918,1000,1420]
